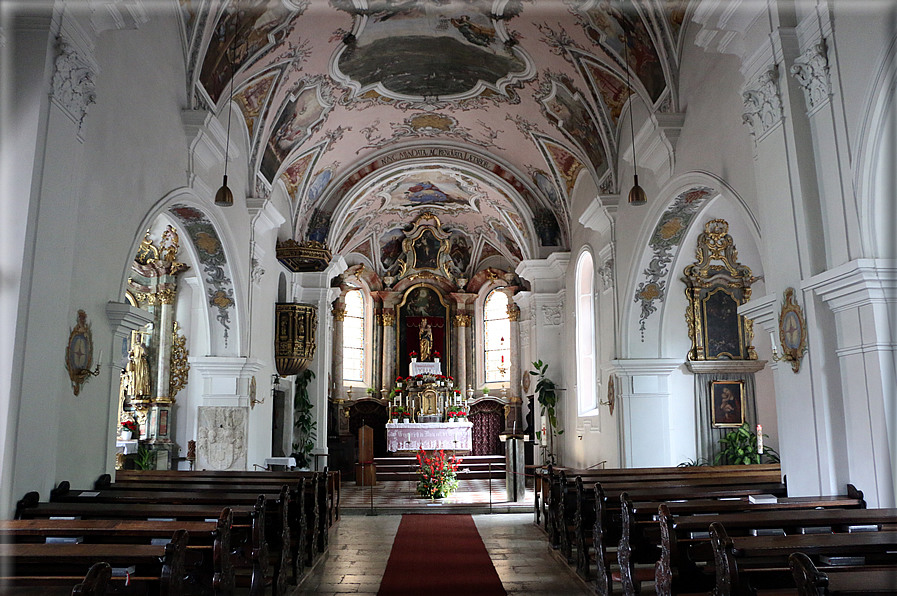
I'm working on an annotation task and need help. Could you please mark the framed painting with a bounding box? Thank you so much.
[710,380,745,428]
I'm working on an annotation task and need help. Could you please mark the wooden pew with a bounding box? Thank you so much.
[50,481,295,593]
[1,511,234,595]
[704,522,897,595]
[72,562,112,596]
[789,551,897,595]
[1,528,189,595]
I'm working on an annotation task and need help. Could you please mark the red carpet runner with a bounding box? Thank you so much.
[378,514,507,596]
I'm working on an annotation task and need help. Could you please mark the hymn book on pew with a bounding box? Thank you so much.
[748,493,778,503]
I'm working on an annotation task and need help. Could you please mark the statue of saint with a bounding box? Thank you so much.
[127,342,152,398]
[419,318,433,362]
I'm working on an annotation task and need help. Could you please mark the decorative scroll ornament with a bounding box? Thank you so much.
[65,309,100,396]
[507,304,521,322]
[381,310,396,326]
[775,287,808,373]
[790,40,831,114]
[742,65,783,140]
[332,307,346,321]
[274,303,318,376]
[169,321,189,399]
[541,304,563,326]
[52,38,96,132]
[682,219,759,361]
[597,258,614,291]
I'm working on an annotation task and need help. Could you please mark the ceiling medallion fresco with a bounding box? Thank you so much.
[357,112,503,153]
[260,80,333,183]
[234,70,280,139]
[198,0,303,105]
[536,72,610,181]
[572,0,667,103]
[329,0,536,103]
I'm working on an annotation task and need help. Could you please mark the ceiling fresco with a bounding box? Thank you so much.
[186,0,692,274]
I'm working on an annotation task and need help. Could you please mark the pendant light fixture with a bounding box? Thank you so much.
[215,33,235,207]
[624,34,647,207]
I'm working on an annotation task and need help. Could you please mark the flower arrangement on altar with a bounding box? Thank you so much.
[409,350,419,360]
[404,373,455,387]
[416,448,461,500]
[433,350,441,360]
[120,419,138,438]
[391,405,410,420]
[447,409,467,420]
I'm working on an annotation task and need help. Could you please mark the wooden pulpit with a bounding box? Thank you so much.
[355,425,376,486]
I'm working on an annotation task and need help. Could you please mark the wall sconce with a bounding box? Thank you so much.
[772,287,809,373]
[65,309,101,396]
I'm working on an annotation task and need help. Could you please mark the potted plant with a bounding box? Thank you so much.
[481,386,490,396]
[120,419,137,440]
[714,423,780,465]
[416,448,461,500]
[366,387,375,396]
[410,350,418,362]
[530,360,563,465]
[433,350,441,363]
[291,369,317,469]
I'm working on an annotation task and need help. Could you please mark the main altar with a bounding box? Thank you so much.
[386,422,473,453]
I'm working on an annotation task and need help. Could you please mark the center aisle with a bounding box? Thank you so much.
[378,514,505,596]
[293,513,593,596]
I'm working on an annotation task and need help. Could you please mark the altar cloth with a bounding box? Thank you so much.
[410,361,442,375]
[386,421,472,452]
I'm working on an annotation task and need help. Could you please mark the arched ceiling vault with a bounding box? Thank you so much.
[183,0,691,272]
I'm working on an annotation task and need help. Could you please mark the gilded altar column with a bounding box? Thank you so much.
[453,313,471,393]
[331,299,345,398]
[381,307,397,390]
[503,288,522,432]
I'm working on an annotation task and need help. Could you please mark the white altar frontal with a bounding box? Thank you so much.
[386,421,472,453]
[409,360,441,376]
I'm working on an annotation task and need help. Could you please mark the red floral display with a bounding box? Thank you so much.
[416,448,462,500]
[121,419,138,434]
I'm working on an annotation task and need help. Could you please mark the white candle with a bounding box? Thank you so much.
[757,424,763,454]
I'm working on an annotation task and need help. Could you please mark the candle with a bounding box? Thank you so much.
[757,424,763,454]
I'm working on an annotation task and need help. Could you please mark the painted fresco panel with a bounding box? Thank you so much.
[540,77,608,178]
[260,86,328,183]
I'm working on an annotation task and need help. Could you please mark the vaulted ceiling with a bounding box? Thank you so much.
[183,0,690,273]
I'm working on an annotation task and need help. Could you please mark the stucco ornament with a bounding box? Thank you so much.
[197,406,247,470]
[52,38,97,132]
[541,304,563,326]
[790,41,831,114]
[742,65,783,140]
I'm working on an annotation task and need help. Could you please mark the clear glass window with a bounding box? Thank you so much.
[576,251,597,413]
[343,289,364,382]
[484,290,511,383]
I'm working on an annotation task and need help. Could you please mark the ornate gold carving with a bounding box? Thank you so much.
[332,307,346,321]
[158,288,177,305]
[169,321,189,399]
[135,229,160,265]
[507,304,520,321]
[454,314,472,327]
[65,309,100,396]
[135,292,158,306]
[381,311,396,326]
[775,287,808,373]
[274,303,318,375]
[683,219,758,361]
[276,239,332,272]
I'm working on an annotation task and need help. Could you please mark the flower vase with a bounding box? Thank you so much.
[120,430,132,440]
[435,357,440,364]
[411,357,417,362]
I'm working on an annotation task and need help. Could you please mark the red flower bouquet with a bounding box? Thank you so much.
[416,448,461,500]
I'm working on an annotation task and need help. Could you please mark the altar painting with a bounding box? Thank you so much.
[399,285,448,378]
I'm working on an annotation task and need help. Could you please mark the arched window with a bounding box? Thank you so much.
[342,289,365,382]
[484,289,511,384]
[576,251,597,414]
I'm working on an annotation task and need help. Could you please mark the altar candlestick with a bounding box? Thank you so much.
[757,424,763,454]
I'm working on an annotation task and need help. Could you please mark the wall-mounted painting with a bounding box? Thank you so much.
[710,380,744,428]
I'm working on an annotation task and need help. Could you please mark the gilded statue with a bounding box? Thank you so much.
[419,318,433,361]
[127,342,152,398]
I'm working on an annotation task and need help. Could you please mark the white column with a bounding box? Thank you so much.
[804,260,897,507]
[292,257,347,470]
[609,359,683,468]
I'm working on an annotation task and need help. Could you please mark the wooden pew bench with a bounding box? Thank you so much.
[789,551,897,595]
[1,529,189,596]
[700,522,897,595]
[48,482,295,594]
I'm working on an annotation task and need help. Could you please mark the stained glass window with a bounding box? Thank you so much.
[484,289,510,383]
[343,289,364,382]
[576,251,597,413]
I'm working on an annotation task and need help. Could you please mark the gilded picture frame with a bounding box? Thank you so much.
[710,380,745,428]
[778,287,808,373]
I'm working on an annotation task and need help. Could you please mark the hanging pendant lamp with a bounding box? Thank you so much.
[624,34,647,207]
[215,34,235,207]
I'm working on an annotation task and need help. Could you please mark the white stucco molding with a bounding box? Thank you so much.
[516,252,570,294]
[738,293,778,332]
[692,0,766,57]
[609,359,683,376]
[621,113,685,184]
[802,259,897,313]
[182,109,235,172]
[87,0,150,36]
[105,301,154,332]
[685,360,768,374]
[190,356,265,408]
[579,199,615,237]
[247,197,286,234]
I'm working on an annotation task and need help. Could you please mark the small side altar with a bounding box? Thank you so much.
[386,422,472,454]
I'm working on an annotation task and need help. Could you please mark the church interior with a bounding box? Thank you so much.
[1,0,895,594]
